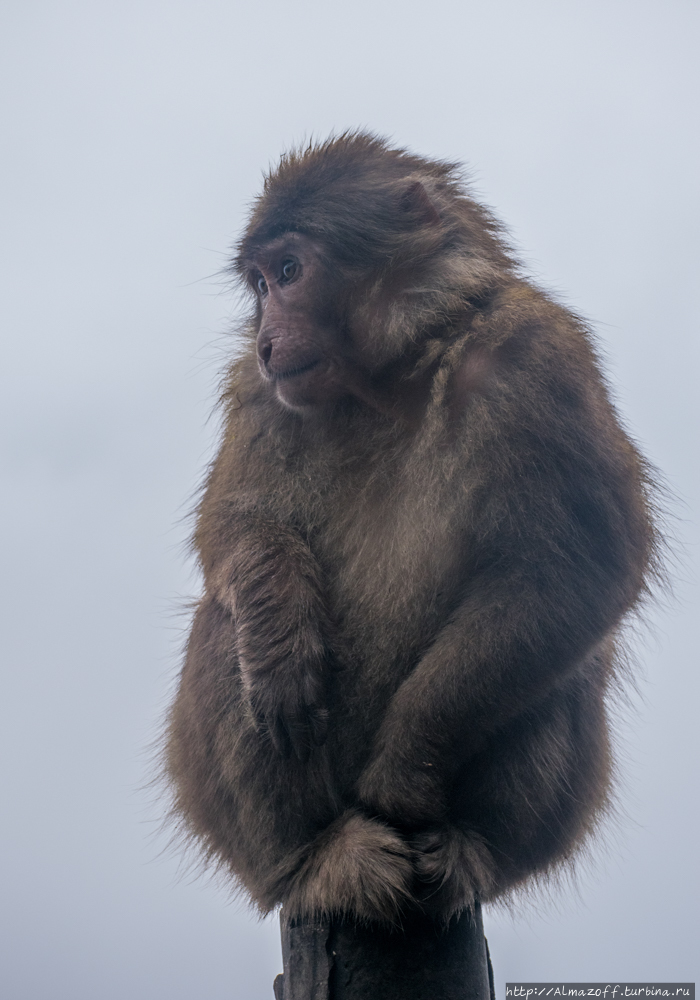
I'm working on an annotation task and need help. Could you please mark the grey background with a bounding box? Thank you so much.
[1,1,697,997]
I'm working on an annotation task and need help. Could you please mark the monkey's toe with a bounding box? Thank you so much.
[282,809,414,926]
[412,824,497,921]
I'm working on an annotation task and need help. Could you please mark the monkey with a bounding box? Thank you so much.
[165,133,659,926]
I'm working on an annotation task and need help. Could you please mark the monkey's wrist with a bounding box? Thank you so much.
[236,611,328,681]
[357,760,448,827]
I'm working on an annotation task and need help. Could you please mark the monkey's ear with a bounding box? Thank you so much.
[399,180,441,227]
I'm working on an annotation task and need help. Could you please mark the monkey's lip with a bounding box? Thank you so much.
[271,358,322,382]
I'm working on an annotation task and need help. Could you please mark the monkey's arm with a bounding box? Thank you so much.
[198,507,332,760]
[358,568,618,824]
[359,372,653,825]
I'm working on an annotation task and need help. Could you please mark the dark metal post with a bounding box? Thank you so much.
[273,904,495,1000]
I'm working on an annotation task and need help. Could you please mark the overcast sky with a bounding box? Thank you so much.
[0,2,698,998]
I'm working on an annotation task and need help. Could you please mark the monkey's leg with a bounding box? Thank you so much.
[413,666,612,919]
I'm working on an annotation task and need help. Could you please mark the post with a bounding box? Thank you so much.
[273,904,495,1000]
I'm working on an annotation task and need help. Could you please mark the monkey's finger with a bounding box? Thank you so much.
[309,706,329,746]
[269,714,293,759]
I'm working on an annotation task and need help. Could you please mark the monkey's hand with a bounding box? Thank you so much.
[242,648,329,762]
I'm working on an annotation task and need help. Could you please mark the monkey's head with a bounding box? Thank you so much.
[234,133,513,413]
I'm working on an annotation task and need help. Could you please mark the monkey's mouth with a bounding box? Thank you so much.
[272,358,322,382]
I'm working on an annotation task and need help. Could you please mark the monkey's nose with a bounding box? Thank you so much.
[257,332,275,370]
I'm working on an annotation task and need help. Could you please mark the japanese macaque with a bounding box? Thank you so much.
[165,133,658,924]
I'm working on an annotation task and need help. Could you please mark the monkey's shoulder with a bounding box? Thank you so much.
[448,285,617,428]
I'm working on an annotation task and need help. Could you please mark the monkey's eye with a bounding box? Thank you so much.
[280,259,298,283]
[257,275,268,295]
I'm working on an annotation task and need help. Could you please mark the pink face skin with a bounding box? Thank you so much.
[248,230,495,422]
[249,233,350,411]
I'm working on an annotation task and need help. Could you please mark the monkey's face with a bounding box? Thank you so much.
[247,233,352,411]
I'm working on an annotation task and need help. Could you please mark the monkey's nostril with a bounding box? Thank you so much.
[259,340,273,366]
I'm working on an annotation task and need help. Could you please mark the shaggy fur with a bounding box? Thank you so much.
[165,133,659,925]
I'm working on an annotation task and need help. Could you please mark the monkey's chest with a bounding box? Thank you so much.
[314,478,466,682]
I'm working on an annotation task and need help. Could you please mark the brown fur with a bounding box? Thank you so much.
[165,133,659,925]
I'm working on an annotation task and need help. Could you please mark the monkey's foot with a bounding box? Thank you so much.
[282,810,414,926]
[411,824,497,922]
